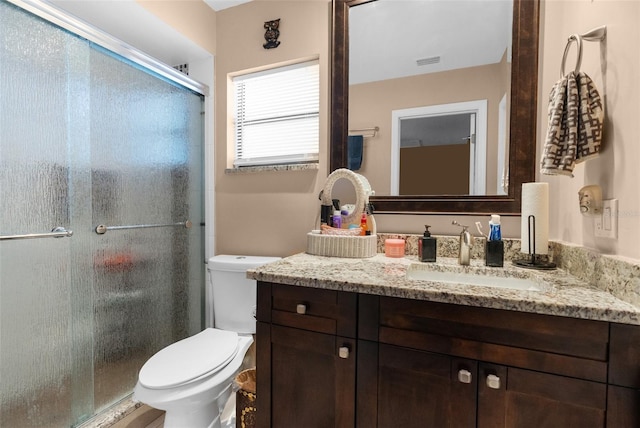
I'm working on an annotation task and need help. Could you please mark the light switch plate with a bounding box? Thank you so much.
[595,199,618,239]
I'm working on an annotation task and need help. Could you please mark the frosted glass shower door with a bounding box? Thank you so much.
[88,48,204,413]
[1,1,205,425]
[0,3,90,425]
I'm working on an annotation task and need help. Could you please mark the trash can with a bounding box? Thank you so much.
[235,368,256,428]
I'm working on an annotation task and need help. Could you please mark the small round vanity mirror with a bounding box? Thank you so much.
[320,168,373,226]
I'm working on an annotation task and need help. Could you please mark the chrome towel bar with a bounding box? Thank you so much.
[0,226,73,241]
[95,220,192,235]
[348,126,379,138]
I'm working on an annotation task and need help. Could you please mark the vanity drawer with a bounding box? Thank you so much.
[366,296,609,382]
[257,282,357,337]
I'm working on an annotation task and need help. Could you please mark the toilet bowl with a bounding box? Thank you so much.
[133,255,280,428]
[134,329,252,428]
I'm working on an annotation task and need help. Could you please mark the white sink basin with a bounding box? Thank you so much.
[406,264,545,292]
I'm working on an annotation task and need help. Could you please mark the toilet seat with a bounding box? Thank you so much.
[138,328,239,389]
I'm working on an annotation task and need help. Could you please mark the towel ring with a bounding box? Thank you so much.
[561,34,583,77]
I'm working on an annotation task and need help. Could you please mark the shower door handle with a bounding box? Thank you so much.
[0,226,73,241]
[95,220,192,234]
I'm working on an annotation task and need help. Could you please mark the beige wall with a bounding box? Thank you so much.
[137,0,218,54]
[539,0,640,260]
[146,0,640,262]
[349,61,507,196]
[214,0,330,257]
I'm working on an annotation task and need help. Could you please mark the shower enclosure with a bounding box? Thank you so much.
[0,1,205,425]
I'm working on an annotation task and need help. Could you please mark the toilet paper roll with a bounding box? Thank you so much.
[521,182,549,255]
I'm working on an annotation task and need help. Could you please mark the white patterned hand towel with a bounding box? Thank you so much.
[540,71,604,176]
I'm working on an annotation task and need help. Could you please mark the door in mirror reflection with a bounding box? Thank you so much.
[391,101,492,195]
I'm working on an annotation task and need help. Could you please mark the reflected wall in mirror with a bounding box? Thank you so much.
[331,0,539,214]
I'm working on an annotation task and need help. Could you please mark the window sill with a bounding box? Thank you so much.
[225,162,319,175]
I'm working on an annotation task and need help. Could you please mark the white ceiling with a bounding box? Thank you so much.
[47,0,512,85]
[203,0,251,12]
[349,0,513,85]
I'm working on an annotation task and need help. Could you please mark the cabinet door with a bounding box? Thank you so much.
[607,323,640,426]
[478,363,606,428]
[370,343,476,428]
[257,322,355,428]
[607,385,640,427]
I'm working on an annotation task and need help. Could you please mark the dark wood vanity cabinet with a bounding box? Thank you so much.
[358,345,606,428]
[357,295,609,428]
[257,283,638,427]
[256,282,357,428]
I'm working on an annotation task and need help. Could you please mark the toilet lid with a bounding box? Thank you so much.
[138,328,239,389]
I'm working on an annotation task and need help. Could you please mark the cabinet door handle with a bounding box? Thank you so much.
[338,346,350,359]
[486,374,501,389]
[296,303,307,314]
[457,369,472,384]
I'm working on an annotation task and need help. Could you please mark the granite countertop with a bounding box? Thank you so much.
[248,252,640,326]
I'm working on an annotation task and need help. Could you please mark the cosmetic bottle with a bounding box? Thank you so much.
[418,225,437,262]
[485,215,504,267]
[332,210,342,229]
[365,203,374,235]
[360,212,368,236]
[321,204,333,226]
[341,207,350,227]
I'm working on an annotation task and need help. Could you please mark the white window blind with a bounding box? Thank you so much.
[233,60,319,167]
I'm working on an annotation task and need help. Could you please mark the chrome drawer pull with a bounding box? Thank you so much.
[458,369,472,384]
[486,374,501,389]
[338,346,350,359]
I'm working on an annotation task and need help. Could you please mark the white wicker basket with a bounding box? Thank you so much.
[306,233,377,258]
[309,168,377,258]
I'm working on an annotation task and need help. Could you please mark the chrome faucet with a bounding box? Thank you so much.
[452,221,472,266]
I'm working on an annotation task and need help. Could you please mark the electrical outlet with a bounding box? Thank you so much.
[595,199,618,239]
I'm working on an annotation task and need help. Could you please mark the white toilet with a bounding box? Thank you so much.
[133,255,280,428]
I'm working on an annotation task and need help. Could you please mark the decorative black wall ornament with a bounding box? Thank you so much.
[263,19,281,49]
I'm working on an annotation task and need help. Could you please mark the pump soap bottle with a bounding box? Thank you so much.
[485,215,504,267]
[418,225,437,262]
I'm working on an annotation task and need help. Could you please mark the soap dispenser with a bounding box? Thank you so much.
[418,225,437,262]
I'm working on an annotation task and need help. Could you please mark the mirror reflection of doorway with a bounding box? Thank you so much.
[391,100,487,196]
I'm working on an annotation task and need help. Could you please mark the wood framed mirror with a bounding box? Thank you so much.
[330,0,540,214]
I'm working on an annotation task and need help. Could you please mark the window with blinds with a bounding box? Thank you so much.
[233,60,320,167]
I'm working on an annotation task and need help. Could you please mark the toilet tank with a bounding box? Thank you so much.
[207,255,280,334]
